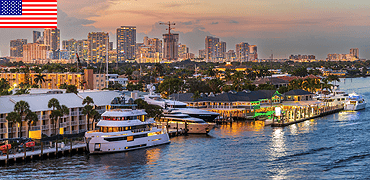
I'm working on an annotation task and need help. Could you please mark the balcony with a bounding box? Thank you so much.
[8,127,17,132]
[30,126,41,131]
[71,121,78,126]
[0,117,6,123]
[0,128,7,134]
[42,125,49,130]
[79,120,86,125]
[79,129,86,133]
[60,122,69,128]
[71,111,78,116]
[72,130,79,134]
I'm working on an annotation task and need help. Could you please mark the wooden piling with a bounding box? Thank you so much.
[41,142,43,159]
[6,145,9,165]
[23,144,26,162]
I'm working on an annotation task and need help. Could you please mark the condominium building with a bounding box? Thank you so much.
[235,42,249,62]
[136,37,162,63]
[117,26,136,61]
[76,39,89,60]
[33,31,41,43]
[350,48,359,59]
[44,28,60,51]
[62,38,77,60]
[249,45,258,61]
[0,69,106,90]
[163,33,179,61]
[0,91,119,138]
[23,43,50,63]
[88,32,109,63]
[10,39,27,57]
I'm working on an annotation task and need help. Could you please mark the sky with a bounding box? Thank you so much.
[1,0,370,59]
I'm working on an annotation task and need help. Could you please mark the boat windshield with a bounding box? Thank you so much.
[150,96,165,101]
[102,115,146,122]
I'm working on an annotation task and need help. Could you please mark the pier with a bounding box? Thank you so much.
[270,104,344,127]
[0,140,87,166]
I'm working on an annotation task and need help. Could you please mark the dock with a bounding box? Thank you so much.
[270,105,343,127]
[0,142,86,166]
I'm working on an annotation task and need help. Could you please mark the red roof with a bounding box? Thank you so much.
[277,75,321,81]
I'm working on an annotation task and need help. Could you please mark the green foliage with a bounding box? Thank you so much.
[126,82,143,91]
[66,85,78,94]
[134,99,163,121]
[158,77,183,98]
[291,67,308,77]
[0,78,11,96]
[14,88,30,95]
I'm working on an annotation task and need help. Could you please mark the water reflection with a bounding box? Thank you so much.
[268,128,288,179]
[217,121,266,138]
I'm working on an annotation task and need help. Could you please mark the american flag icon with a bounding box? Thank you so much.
[0,0,57,28]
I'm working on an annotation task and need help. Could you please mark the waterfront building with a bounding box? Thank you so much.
[284,89,314,101]
[199,49,206,59]
[235,42,249,62]
[117,26,136,61]
[163,33,179,61]
[0,91,120,139]
[44,28,60,51]
[88,32,109,63]
[350,48,359,59]
[0,69,107,90]
[23,43,50,63]
[33,31,41,43]
[10,39,27,57]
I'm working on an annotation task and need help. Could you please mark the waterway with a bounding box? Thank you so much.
[2,77,370,179]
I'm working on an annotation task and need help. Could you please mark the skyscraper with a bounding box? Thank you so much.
[117,26,136,61]
[76,39,89,60]
[33,31,41,43]
[62,39,77,60]
[235,42,249,62]
[10,39,27,57]
[216,41,226,59]
[350,48,359,59]
[23,43,50,63]
[248,45,258,61]
[44,28,60,51]
[88,32,109,63]
[205,36,219,61]
[163,33,179,61]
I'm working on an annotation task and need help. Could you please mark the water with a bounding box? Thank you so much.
[2,78,370,179]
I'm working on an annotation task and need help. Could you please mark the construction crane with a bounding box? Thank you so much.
[159,21,175,35]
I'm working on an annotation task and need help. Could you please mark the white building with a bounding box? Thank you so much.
[0,91,121,139]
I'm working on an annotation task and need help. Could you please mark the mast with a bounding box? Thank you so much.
[106,33,109,89]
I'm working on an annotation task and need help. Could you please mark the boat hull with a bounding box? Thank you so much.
[86,133,170,154]
[344,103,366,111]
[166,122,215,134]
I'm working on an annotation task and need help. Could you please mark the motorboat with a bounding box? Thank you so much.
[143,85,187,108]
[158,110,216,134]
[344,92,366,111]
[169,108,219,122]
[85,109,170,154]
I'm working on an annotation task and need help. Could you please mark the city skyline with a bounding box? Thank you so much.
[0,1,370,59]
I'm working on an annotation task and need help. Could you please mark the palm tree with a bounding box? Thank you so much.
[82,96,94,106]
[24,110,38,138]
[59,105,69,133]
[14,100,30,137]
[48,98,61,135]
[82,105,94,131]
[232,71,245,91]
[6,112,21,138]
[91,110,101,130]
[34,72,46,88]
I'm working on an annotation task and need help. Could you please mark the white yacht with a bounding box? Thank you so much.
[344,93,366,111]
[85,109,170,154]
[170,108,219,122]
[143,85,187,108]
[316,86,348,106]
[158,110,216,134]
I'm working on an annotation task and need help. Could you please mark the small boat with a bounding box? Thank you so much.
[85,109,170,154]
[344,92,366,111]
[159,110,216,134]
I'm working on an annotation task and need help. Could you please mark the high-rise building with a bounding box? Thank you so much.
[62,39,77,60]
[109,42,113,51]
[88,32,109,63]
[117,26,136,61]
[216,41,226,59]
[178,44,189,56]
[163,33,179,61]
[10,39,27,57]
[226,50,236,61]
[76,39,89,60]
[136,37,163,63]
[350,48,359,59]
[44,28,60,51]
[33,31,41,43]
[23,43,50,63]
[235,42,249,62]
[248,45,258,60]
[205,36,219,61]
[199,49,206,59]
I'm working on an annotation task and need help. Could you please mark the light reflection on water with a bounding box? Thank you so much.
[1,78,370,179]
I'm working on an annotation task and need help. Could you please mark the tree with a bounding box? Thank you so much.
[82,96,94,106]
[24,110,38,138]
[134,99,163,121]
[6,112,21,138]
[0,78,11,96]
[82,96,95,131]
[192,91,201,101]
[34,72,46,88]
[14,88,30,95]
[48,98,61,135]
[158,77,183,98]
[59,105,69,133]
[14,100,30,137]
[66,85,78,94]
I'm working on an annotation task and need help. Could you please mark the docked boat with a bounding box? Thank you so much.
[143,90,187,108]
[159,110,216,134]
[169,108,219,122]
[344,93,366,111]
[85,109,170,154]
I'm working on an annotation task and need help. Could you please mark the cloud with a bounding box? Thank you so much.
[211,22,219,25]
[181,21,193,25]
[159,2,201,8]
[229,20,239,24]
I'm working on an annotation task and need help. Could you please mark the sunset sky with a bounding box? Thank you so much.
[1,0,370,59]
